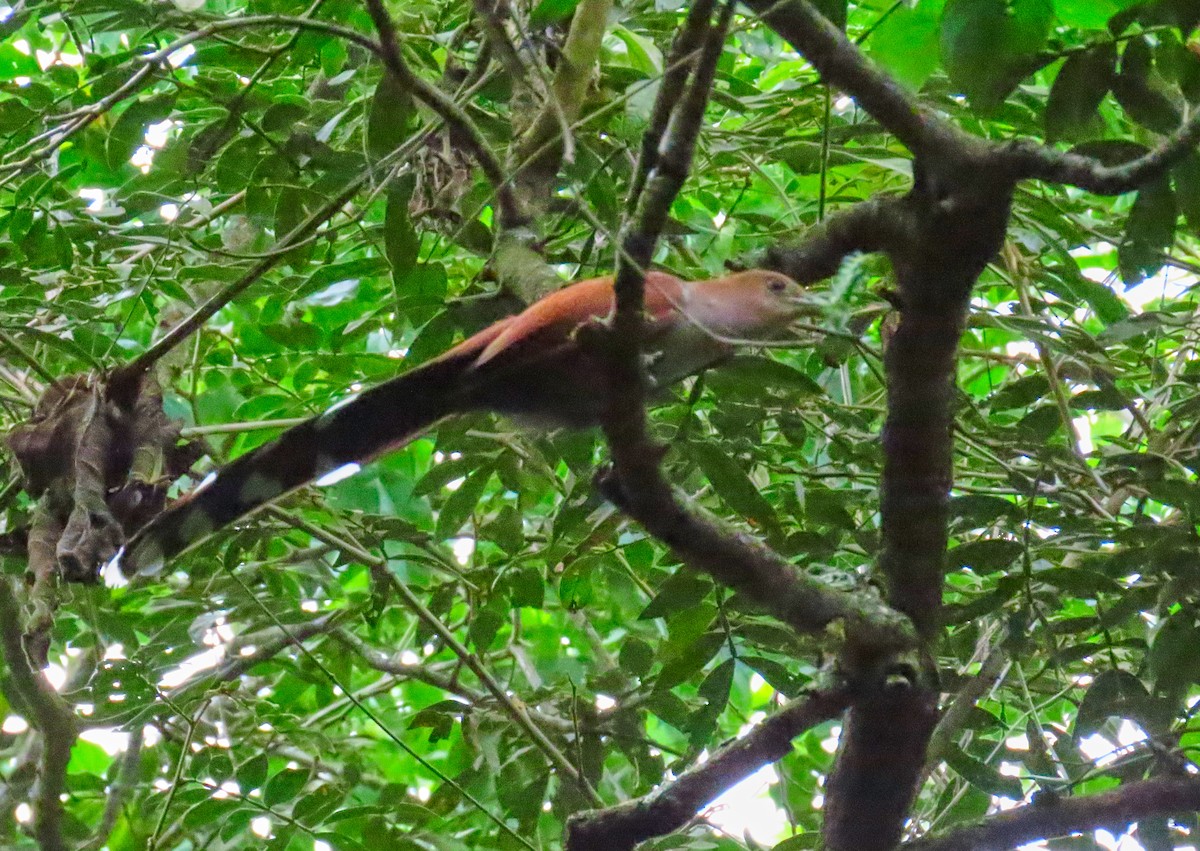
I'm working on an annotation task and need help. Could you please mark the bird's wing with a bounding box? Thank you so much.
[473,273,686,366]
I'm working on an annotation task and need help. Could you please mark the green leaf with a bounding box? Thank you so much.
[941,0,1054,112]
[810,0,847,29]
[263,768,310,807]
[1073,670,1151,739]
[0,99,35,133]
[488,505,526,556]
[1118,175,1177,285]
[105,94,175,171]
[866,0,944,90]
[1112,37,1183,133]
[1150,610,1200,694]
[367,74,415,158]
[741,655,804,697]
[262,98,310,133]
[384,175,420,282]
[409,700,462,742]
[415,457,476,496]
[688,657,736,745]
[619,638,655,678]
[469,607,504,651]
[66,740,112,775]
[1045,45,1117,142]
[1171,150,1200,232]
[559,555,599,609]
[709,355,824,396]
[237,754,269,791]
[772,836,822,850]
[395,263,449,309]
[530,0,583,27]
[944,745,1024,799]
[1063,274,1129,324]
[699,657,735,705]
[0,44,39,78]
[949,538,1024,574]
[4,325,102,369]
[988,374,1050,410]
[656,632,724,691]
[609,27,663,76]
[435,467,493,540]
[1054,0,1140,29]
[640,570,712,620]
[687,442,780,532]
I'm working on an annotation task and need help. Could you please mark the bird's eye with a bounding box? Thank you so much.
[768,277,788,293]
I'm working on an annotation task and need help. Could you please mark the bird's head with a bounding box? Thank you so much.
[687,269,821,339]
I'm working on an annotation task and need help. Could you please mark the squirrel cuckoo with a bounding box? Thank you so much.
[117,269,812,577]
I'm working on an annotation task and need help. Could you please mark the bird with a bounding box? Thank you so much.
[116,268,814,577]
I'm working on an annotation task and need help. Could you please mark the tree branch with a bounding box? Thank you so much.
[171,613,342,700]
[906,776,1200,851]
[471,0,533,96]
[566,686,850,851]
[334,629,606,734]
[0,577,77,851]
[83,726,144,851]
[765,195,917,284]
[0,15,383,177]
[1001,109,1200,194]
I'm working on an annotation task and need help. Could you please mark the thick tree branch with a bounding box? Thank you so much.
[824,682,939,851]
[566,686,850,851]
[816,124,1016,851]
[611,474,917,645]
[765,195,916,284]
[365,0,524,229]
[740,0,938,155]
[1002,109,1200,194]
[0,577,77,851]
[906,776,1200,851]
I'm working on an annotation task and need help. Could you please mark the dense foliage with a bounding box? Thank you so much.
[1,0,1200,849]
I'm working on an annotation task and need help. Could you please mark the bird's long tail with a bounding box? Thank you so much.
[120,353,475,576]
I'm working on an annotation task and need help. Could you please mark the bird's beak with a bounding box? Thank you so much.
[786,293,826,318]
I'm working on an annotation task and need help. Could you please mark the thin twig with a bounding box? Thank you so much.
[264,506,603,805]
[0,329,58,387]
[114,159,377,382]
[219,564,540,849]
